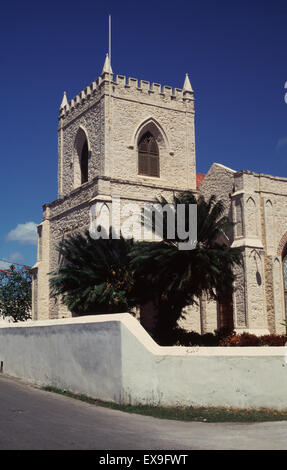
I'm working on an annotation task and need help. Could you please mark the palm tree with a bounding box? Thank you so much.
[130,192,242,344]
[50,229,136,315]
[50,193,241,345]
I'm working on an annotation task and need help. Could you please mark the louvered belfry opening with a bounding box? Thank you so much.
[81,140,89,184]
[138,132,159,177]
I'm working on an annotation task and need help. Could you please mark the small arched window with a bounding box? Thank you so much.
[138,132,159,177]
[81,140,89,184]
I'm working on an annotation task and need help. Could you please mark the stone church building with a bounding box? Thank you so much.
[32,55,287,336]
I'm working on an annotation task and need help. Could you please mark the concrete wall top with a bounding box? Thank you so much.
[1,313,286,358]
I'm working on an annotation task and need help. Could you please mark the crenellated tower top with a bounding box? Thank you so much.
[57,54,197,197]
[59,56,194,123]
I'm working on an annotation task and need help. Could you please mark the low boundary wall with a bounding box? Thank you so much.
[0,313,287,409]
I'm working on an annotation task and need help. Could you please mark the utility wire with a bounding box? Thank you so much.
[0,258,31,268]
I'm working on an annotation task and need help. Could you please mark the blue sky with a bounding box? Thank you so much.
[0,0,287,268]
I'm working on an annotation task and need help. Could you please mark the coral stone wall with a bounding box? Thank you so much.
[197,165,287,335]
[109,79,196,190]
[33,71,197,320]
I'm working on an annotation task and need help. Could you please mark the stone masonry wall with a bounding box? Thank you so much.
[34,65,287,331]
[33,69,197,320]
[108,78,196,190]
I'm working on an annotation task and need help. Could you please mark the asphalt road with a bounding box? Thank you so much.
[0,375,287,450]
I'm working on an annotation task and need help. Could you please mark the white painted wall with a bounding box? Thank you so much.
[0,313,287,409]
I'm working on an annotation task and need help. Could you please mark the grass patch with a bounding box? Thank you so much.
[42,385,287,423]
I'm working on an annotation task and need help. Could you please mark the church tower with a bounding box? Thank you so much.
[32,56,197,320]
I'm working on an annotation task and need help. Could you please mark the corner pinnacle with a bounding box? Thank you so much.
[183,73,193,92]
[102,53,113,74]
[60,91,68,109]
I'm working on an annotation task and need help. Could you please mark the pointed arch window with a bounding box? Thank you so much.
[138,132,159,177]
[81,140,89,184]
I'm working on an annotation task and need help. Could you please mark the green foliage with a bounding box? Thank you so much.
[43,385,287,422]
[131,192,243,344]
[0,265,32,322]
[49,193,242,344]
[50,230,137,315]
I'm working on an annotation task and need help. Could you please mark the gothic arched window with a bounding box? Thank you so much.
[81,140,89,184]
[138,132,159,177]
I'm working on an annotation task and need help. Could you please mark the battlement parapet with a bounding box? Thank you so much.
[59,72,194,120]
[59,79,101,118]
[119,74,192,102]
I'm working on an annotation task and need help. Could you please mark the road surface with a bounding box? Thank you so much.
[0,375,286,450]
